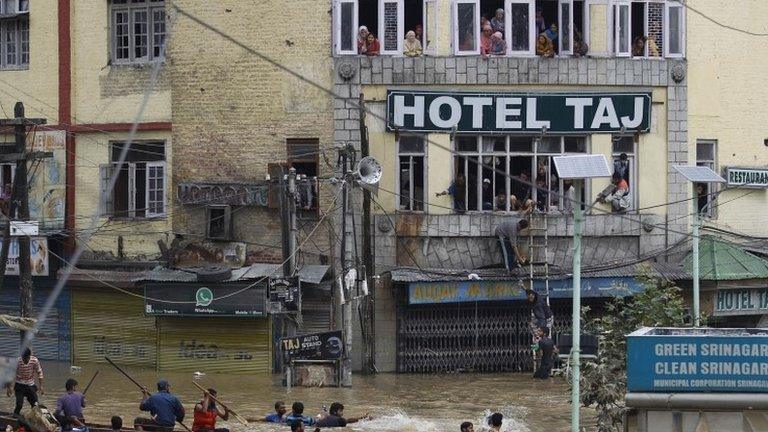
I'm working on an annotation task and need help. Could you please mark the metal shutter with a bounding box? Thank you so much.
[0,286,71,362]
[157,317,271,374]
[71,288,157,368]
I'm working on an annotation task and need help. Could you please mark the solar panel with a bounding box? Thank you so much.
[673,165,726,183]
[553,154,612,179]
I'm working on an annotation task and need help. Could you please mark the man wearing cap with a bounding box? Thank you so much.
[135,379,185,431]
[482,178,494,210]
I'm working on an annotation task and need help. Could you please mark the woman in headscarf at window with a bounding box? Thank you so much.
[357,26,369,54]
[489,32,507,55]
[364,33,380,56]
[490,8,505,35]
[403,30,423,57]
[480,24,493,57]
[536,33,555,58]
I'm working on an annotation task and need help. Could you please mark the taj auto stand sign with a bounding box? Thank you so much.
[280,330,344,361]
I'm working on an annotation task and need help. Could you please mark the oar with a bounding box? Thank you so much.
[104,356,193,432]
[82,370,99,395]
[191,381,249,426]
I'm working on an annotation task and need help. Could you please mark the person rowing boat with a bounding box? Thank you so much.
[134,380,185,432]
[54,378,86,430]
[191,388,229,432]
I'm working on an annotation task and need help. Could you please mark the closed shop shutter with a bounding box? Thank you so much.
[0,287,71,362]
[157,317,270,374]
[71,288,157,368]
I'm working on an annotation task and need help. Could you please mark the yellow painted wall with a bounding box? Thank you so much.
[0,3,59,123]
[71,1,170,123]
[687,0,768,235]
[74,130,173,257]
[365,84,669,216]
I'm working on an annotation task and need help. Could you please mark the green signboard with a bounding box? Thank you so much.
[387,90,652,134]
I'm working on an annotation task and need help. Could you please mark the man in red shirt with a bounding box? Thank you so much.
[6,348,44,415]
[192,388,229,432]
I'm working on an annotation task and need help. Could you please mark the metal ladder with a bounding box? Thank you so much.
[527,212,551,370]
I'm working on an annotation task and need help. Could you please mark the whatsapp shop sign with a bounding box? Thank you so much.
[144,283,266,316]
[387,90,651,133]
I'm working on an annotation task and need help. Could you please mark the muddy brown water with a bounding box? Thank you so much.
[1,363,595,431]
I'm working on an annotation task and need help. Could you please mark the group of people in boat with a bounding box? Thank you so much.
[4,350,369,432]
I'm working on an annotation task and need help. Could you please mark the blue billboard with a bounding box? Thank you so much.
[408,277,645,304]
[627,327,768,393]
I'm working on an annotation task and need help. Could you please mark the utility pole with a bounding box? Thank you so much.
[339,148,352,387]
[571,180,583,432]
[287,168,297,277]
[358,94,375,375]
[0,102,46,342]
[691,188,701,327]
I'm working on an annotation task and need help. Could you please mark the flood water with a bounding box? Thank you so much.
[1,363,594,431]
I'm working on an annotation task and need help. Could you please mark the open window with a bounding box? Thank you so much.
[287,138,319,211]
[206,205,233,240]
[612,135,637,210]
[453,0,480,55]
[613,0,631,56]
[334,0,358,55]
[696,140,717,218]
[664,0,683,57]
[398,135,426,211]
[100,141,166,219]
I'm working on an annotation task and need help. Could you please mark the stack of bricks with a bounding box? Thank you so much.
[648,2,664,56]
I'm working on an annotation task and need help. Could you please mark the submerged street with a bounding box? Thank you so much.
[0,363,592,432]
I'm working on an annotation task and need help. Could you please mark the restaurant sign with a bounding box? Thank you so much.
[714,288,768,316]
[387,91,652,133]
[627,327,768,393]
[726,167,768,188]
[145,283,266,317]
[408,277,645,304]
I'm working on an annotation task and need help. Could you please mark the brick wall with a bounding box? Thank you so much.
[169,1,335,260]
[648,2,664,56]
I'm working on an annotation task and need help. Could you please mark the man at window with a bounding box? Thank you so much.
[482,178,494,210]
[436,173,466,213]
[510,171,533,213]
[613,153,630,184]
[597,172,630,213]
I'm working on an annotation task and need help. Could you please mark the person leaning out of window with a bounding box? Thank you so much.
[403,30,422,57]
[536,33,555,58]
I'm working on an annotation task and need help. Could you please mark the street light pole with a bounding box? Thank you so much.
[571,180,583,432]
[692,185,700,327]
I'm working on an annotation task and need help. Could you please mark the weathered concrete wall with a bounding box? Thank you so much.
[168,1,335,260]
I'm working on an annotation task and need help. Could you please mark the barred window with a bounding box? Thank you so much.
[109,0,166,64]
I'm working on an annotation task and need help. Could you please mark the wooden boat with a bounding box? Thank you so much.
[0,412,185,432]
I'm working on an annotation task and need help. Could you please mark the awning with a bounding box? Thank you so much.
[134,264,330,285]
[684,236,768,281]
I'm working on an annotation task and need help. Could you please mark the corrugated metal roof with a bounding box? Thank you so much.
[684,236,768,281]
[390,262,687,283]
[136,264,330,284]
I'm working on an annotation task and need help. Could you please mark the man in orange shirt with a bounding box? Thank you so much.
[192,388,229,432]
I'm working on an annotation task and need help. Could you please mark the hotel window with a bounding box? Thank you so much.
[696,140,717,218]
[612,135,637,210]
[613,0,682,58]
[333,0,432,55]
[100,141,167,218]
[398,135,426,211]
[454,135,587,213]
[0,0,29,70]
[109,0,166,64]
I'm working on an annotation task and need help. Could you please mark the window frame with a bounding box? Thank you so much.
[397,135,427,212]
[145,160,167,218]
[100,140,167,220]
[452,0,481,56]
[613,0,631,57]
[379,0,404,55]
[334,0,359,55]
[664,0,684,58]
[695,139,718,218]
[0,8,29,70]
[505,0,536,56]
[558,0,574,55]
[109,0,167,65]
[206,205,233,241]
[454,135,589,213]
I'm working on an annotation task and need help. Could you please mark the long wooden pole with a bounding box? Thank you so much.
[82,370,99,395]
[191,381,249,426]
[104,357,192,432]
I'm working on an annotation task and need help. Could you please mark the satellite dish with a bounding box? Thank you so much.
[356,156,382,185]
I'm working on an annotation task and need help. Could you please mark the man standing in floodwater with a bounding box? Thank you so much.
[534,327,558,379]
[487,413,504,432]
[460,421,474,432]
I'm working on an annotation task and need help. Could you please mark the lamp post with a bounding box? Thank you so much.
[553,154,612,432]
[672,165,726,326]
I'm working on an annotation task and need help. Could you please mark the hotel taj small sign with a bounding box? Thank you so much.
[726,167,768,188]
[387,90,651,134]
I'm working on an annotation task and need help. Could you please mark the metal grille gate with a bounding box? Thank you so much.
[398,302,573,373]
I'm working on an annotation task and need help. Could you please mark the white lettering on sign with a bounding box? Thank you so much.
[429,96,462,128]
[621,97,646,128]
[525,98,551,130]
[464,97,493,128]
[394,95,425,127]
[700,343,768,357]
[655,362,698,375]
[495,97,522,129]
[654,343,697,356]
[565,97,593,129]
[591,98,620,129]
